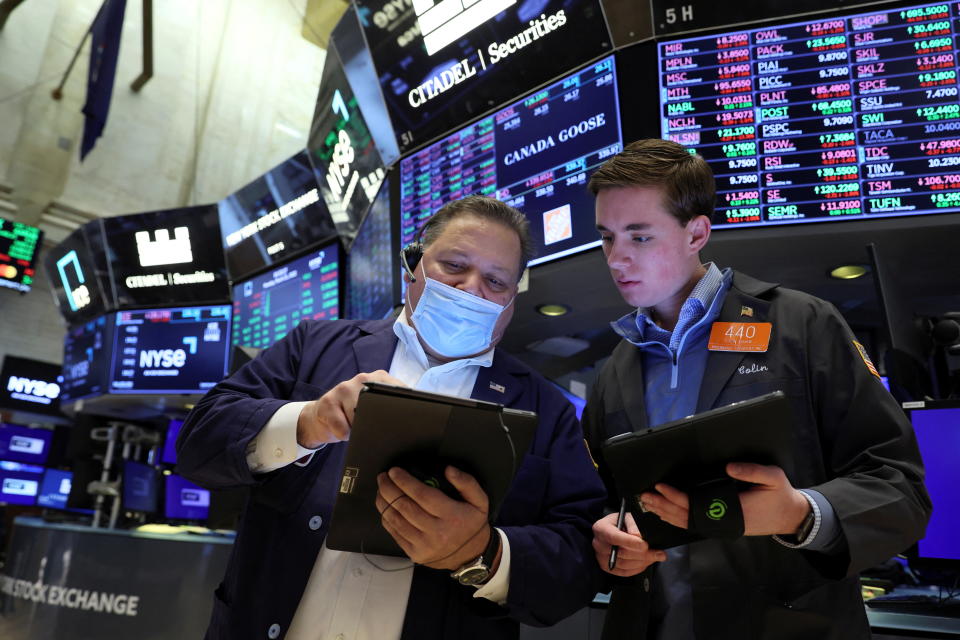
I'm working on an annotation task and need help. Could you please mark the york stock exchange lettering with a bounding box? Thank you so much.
[407,9,568,109]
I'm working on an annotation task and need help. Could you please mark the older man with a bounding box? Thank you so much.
[177,195,605,640]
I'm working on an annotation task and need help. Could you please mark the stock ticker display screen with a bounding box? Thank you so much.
[108,306,232,394]
[347,178,397,320]
[60,315,114,403]
[400,56,622,266]
[660,1,960,227]
[0,215,42,293]
[232,244,341,350]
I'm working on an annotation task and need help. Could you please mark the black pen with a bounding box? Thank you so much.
[608,498,627,570]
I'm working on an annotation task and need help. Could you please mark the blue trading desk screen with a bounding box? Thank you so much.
[37,468,93,513]
[347,179,395,320]
[0,423,52,465]
[60,316,113,403]
[109,306,232,394]
[232,244,341,350]
[0,460,43,506]
[400,55,623,266]
[122,460,159,513]
[161,419,183,466]
[660,1,960,227]
[910,406,960,561]
[164,473,210,521]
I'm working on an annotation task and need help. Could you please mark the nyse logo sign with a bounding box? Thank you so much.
[415,0,516,55]
[7,376,61,405]
[55,250,91,312]
[135,227,193,267]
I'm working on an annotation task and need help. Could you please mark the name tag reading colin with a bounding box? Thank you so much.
[708,322,772,352]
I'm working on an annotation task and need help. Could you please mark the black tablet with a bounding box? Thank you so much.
[325,382,538,557]
[600,391,795,549]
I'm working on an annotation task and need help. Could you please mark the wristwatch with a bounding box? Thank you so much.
[794,506,817,542]
[451,527,501,586]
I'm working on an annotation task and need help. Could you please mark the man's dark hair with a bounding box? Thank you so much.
[421,195,533,281]
[588,138,716,226]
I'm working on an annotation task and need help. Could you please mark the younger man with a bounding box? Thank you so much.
[584,139,931,640]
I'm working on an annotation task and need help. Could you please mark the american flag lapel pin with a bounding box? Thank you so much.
[740,305,754,318]
[489,381,505,394]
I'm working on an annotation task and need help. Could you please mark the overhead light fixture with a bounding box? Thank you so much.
[536,303,570,317]
[829,265,869,280]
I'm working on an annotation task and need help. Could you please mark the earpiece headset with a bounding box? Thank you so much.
[400,215,443,283]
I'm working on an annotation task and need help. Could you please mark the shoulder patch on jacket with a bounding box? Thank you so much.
[852,340,881,379]
[583,439,599,471]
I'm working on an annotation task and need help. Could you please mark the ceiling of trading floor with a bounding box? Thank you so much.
[501,212,960,378]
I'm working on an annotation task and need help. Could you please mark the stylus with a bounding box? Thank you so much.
[608,498,627,570]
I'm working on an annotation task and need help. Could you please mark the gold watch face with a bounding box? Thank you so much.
[456,565,490,586]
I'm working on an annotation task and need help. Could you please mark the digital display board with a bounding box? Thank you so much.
[908,404,960,562]
[308,43,386,242]
[37,468,93,513]
[219,151,338,283]
[60,315,114,403]
[161,418,183,466]
[347,178,398,320]
[44,222,111,324]
[102,205,229,307]
[400,55,622,265]
[108,305,232,394]
[164,473,210,521]
[122,460,159,513]
[0,460,43,506]
[659,1,960,227]
[0,423,52,465]
[0,215,42,293]
[357,0,611,153]
[232,244,341,350]
[0,355,63,416]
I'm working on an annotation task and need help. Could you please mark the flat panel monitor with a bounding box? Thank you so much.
[232,243,341,350]
[399,55,622,266]
[347,177,398,320]
[108,305,232,394]
[161,418,183,466]
[0,460,43,506]
[0,215,43,293]
[37,468,93,513]
[308,43,386,243]
[658,1,960,228]
[102,205,229,308]
[44,222,111,324]
[356,0,611,153]
[0,355,63,416]
[122,460,159,513]
[904,400,960,564]
[219,151,338,283]
[164,473,210,522]
[0,423,52,465]
[60,315,115,403]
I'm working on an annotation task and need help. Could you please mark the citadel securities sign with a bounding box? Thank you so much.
[356,0,610,152]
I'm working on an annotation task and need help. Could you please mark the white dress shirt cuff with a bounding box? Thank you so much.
[246,401,324,473]
[473,528,510,605]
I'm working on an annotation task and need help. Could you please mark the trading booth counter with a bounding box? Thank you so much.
[0,517,233,640]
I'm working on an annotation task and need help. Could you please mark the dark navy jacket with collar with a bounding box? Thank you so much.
[177,318,606,640]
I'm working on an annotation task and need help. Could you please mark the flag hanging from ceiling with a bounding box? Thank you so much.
[80,0,128,161]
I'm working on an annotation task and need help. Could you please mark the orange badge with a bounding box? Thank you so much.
[708,322,772,352]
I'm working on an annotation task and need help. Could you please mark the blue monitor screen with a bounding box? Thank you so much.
[347,178,397,320]
[0,423,52,465]
[658,0,960,228]
[0,460,43,506]
[399,55,623,267]
[37,469,93,513]
[108,305,232,394]
[122,460,159,513]
[909,405,960,562]
[232,243,341,350]
[164,473,210,521]
[161,419,184,466]
[61,315,114,403]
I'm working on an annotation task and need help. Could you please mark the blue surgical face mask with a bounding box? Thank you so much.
[409,262,513,358]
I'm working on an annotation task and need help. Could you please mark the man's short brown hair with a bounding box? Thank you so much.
[588,139,715,226]
[421,195,533,281]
